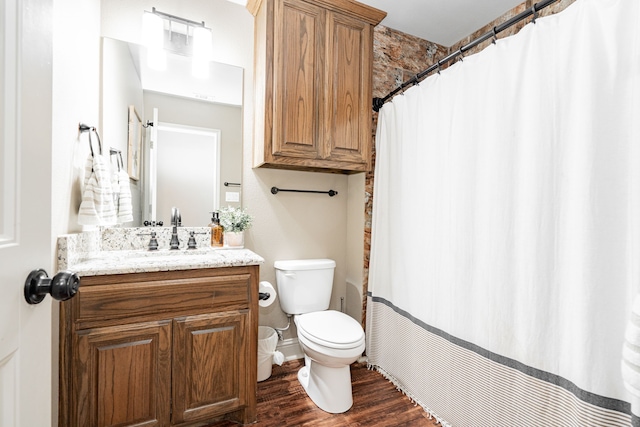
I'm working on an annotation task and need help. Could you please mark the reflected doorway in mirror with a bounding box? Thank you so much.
[153,122,220,227]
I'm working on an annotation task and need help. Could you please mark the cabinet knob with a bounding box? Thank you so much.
[24,269,80,305]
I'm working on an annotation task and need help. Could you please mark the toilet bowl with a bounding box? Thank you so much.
[295,310,365,413]
[274,259,365,414]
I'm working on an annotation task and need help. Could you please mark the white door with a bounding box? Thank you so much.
[0,0,55,425]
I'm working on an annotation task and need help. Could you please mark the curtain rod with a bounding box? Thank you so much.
[372,0,559,112]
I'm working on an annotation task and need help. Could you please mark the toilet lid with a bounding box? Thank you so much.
[296,310,364,348]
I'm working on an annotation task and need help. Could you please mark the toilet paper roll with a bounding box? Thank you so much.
[258,281,277,308]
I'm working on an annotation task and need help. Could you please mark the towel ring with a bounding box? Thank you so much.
[85,127,103,157]
[92,128,103,155]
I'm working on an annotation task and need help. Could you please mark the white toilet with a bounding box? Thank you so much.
[275,259,365,414]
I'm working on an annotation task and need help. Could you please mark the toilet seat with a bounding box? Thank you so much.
[296,310,365,350]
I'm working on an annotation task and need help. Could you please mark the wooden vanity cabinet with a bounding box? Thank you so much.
[59,266,259,427]
[248,0,386,173]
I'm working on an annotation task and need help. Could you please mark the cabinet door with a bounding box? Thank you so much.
[172,311,248,424]
[73,321,171,427]
[272,0,325,159]
[324,10,372,167]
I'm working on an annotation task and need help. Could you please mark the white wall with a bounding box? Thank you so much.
[101,37,144,223]
[53,0,101,235]
[51,0,102,424]
[100,0,366,338]
[346,172,366,323]
[101,38,144,155]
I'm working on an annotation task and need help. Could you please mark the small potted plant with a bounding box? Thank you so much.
[218,206,253,248]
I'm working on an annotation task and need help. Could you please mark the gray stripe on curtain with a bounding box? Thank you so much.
[367,292,636,424]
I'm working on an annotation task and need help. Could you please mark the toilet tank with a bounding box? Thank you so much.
[274,259,336,315]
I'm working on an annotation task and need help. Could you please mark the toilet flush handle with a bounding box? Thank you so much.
[283,272,296,278]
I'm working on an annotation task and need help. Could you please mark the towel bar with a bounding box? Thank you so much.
[271,187,338,197]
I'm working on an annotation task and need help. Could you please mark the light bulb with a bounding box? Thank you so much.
[142,11,166,71]
[142,11,163,49]
[192,26,212,79]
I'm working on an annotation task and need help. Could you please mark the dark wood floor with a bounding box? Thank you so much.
[206,359,439,427]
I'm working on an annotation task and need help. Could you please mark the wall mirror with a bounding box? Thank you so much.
[101,36,243,227]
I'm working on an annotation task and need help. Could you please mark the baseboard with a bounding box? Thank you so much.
[276,338,304,361]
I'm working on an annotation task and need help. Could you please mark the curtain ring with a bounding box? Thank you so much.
[491,27,498,44]
[436,61,442,74]
[458,47,465,62]
[531,3,539,23]
[412,74,420,86]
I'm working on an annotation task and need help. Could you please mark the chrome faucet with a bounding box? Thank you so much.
[170,207,181,250]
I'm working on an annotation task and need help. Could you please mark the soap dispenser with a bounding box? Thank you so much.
[209,211,224,247]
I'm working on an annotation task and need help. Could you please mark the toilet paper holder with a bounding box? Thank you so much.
[259,292,270,300]
[258,281,277,308]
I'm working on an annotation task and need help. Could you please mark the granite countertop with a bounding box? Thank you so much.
[57,229,264,277]
[68,248,264,276]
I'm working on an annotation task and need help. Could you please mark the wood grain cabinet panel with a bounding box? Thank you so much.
[325,11,371,164]
[74,321,171,427]
[273,0,324,158]
[172,312,248,424]
[59,266,259,427]
[77,274,251,323]
[249,0,386,173]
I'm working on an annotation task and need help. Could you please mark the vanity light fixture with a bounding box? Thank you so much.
[142,7,213,78]
[142,9,166,71]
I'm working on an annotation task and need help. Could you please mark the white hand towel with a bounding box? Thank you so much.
[110,157,120,204]
[77,156,101,225]
[78,154,117,226]
[117,169,133,224]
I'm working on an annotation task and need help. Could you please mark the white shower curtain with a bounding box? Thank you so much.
[367,0,640,425]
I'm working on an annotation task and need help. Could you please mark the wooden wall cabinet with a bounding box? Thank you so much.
[59,266,259,427]
[248,0,386,173]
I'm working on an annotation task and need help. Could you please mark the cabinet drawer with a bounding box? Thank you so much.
[77,274,251,322]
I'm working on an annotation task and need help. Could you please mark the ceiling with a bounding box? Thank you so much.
[357,0,528,46]
[229,0,529,47]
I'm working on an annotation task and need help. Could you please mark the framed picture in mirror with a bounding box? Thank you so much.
[127,105,142,181]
